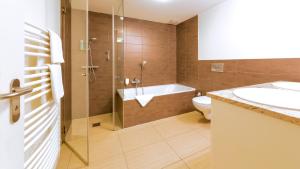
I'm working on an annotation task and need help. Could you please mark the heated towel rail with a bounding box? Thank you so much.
[23,22,60,169]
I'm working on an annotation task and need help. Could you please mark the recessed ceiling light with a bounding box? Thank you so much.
[155,0,171,3]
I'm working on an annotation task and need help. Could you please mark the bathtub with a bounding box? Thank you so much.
[116,84,196,127]
[118,84,195,101]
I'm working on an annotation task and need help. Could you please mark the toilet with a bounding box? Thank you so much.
[192,96,212,120]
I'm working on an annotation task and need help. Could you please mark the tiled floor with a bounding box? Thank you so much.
[57,111,211,169]
[64,118,89,161]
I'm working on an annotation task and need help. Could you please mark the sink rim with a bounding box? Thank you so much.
[233,87,300,111]
[272,81,300,91]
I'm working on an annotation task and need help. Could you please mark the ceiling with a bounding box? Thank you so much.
[73,0,226,25]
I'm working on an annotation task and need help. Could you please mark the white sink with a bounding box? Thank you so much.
[272,81,300,91]
[233,88,300,110]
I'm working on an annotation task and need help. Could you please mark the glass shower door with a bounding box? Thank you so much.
[113,0,125,130]
[62,0,89,164]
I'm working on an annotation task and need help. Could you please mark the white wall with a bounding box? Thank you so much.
[25,0,61,34]
[198,0,300,60]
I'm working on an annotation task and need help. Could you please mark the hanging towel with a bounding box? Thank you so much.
[47,64,64,103]
[135,94,154,107]
[48,30,64,63]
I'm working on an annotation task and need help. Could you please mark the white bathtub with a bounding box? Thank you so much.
[117,84,196,101]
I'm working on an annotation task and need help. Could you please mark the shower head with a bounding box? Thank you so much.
[89,37,97,42]
[140,60,147,69]
[141,61,147,66]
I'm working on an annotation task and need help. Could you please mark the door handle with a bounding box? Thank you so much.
[0,87,32,100]
[0,79,33,123]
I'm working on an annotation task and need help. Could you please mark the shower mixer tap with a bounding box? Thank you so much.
[131,78,141,95]
[131,78,141,85]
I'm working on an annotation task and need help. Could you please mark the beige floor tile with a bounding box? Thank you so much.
[184,149,211,169]
[64,117,89,162]
[58,112,211,169]
[153,112,210,138]
[89,126,116,142]
[87,154,128,169]
[56,145,72,169]
[68,118,89,138]
[118,123,163,152]
[65,138,88,160]
[167,129,210,158]
[162,160,189,169]
[89,113,122,130]
[66,128,88,142]
[89,114,112,125]
[89,130,123,162]
[68,153,86,169]
[125,142,180,169]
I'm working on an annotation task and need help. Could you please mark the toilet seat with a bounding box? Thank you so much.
[192,96,211,105]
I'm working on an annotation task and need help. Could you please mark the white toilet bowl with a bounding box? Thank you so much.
[192,96,211,120]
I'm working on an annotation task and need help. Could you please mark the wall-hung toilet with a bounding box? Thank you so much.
[192,96,212,120]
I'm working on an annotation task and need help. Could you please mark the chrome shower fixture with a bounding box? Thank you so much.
[140,60,147,69]
[89,37,97,42]
[88,37,98,82]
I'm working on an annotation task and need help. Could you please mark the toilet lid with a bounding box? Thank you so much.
[193,96,211,105]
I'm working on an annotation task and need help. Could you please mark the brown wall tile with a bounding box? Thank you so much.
[88,12,177,116]
[122,91,195,128]
[88,12,113,116]
[124,18,177,87]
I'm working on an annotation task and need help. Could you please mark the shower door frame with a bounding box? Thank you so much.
[112,0,125,130]
[61,0,90,165]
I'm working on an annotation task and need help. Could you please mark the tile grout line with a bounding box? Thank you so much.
[116,130,130,169]
[182,147,211,161]
[150,122,192,169]
[152,113,208,139]
[86,112,209,169]
[67,146,74,169]
[151,116,212,169]
[117,123,164,153]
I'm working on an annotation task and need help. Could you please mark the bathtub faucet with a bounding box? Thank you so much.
[131,78,141,95]
[131,78,141,85]
[131,78,141,86]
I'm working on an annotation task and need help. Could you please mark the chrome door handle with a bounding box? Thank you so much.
[0,79,33,123]
[0,87,33,100]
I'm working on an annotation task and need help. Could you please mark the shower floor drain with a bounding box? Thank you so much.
[92,122,101,127]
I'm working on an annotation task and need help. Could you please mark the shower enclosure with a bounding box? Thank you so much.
[61,0,124,164]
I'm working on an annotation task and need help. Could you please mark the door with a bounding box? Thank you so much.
[0,1,25,169]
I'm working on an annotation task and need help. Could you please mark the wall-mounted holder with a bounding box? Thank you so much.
[79,40,88,51]
[105,49,110,61]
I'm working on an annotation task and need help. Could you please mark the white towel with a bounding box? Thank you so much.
[135,94,154,107]
[47,64,64,103]
[48,30,64,63]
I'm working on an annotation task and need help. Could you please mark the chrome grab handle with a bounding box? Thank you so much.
[0,87,33,100]
[0,79,33,123]
[105,49,110,61]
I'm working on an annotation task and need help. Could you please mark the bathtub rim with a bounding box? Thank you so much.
[117,83,196,101]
